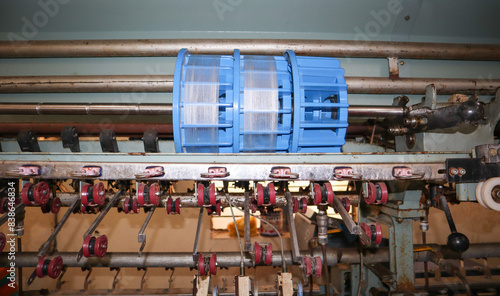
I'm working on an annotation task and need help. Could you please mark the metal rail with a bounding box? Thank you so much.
[0,75,498,95]
[3,243,500,268]
[1,39,499,60]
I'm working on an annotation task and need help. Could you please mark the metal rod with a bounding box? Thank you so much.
[5,243,500,268]
[83,190,123,239]
[37,198,80,258]
[192,207,204,261]
[348,106,405,118]
[0,75,498,95]
[138,207,155,256]
[1,39,499,60]
[284,192,302,263]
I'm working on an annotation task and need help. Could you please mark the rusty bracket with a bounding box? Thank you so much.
[388,57,399,79]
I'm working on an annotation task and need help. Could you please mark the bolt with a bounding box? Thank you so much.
[458,167,466,176]
[399,61,405,66]
[449,167,458,176]
[404,15,410,21]
[396,200,403,205]
[489,148,497,157]
[396,217,404,223]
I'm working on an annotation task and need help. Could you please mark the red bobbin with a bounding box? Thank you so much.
[166,198,181,215]
[81,182,105,206]
[365,182,389,205]
[22,181,50,206]
[257,183,276,206]
[83,235,108,258]
[198,253,217,276]
[198,183,216,206]
[138,183,160,206]
[360,222,383,245]
[41,197,62,214]
[333,197,351,214]
[36,256,63,279]
[123,197,139,214]
[303,256,322,278]
[210,253,217,275]
[0,197,16,214]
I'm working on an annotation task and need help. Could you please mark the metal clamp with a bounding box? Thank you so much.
[200,167,230,178]
[333,167,362,180]
[269,167,299,179]
[135,166,165,179]
[392,166,424,180]
[5,165,41,177]
[70,166,102,178]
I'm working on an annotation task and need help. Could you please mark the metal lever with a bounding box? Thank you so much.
[439,195,469,253]
[38,198,80,257]
[284,191,301,263]
[138,207,156,256]
[192,207,204,261]
[330,193,371,245]
[77,190,122,262]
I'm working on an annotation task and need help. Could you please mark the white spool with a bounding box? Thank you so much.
[475,181,489,209]
[242,56,278,152]
[480,177,500,211]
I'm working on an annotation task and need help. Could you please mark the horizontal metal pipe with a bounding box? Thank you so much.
[1,75,497,95]
[0,103,172,115]
[1,39,499,61]
[4,243,500,268]
[0,103,402,118]
[348,106,405,117]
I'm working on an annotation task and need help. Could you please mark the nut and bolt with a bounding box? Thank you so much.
[449,167,458,176]
[489,148,498,157]
[458,167,466,176]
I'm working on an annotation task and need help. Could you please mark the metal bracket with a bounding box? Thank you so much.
[55,266,67,291]
[365,263,394,285]
[82,267,92,291]
[143,129,159,153]
[17,130,40,152]
[330,193,370,245]
[446,158,500,183]
[111,267,121,291]
[139,268,148,290]
[388,57,399,79]
[138,207,156,256]
[99,129,119,153]
[61,126,80,152]
[243,192,251,251]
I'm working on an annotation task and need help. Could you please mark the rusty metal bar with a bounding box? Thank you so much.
[0,75,497,95]
[1,39,499,60]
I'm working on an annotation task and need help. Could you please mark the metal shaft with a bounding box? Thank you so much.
[4,243,500,268]
[0,75,498,95]
[1,39,499,60]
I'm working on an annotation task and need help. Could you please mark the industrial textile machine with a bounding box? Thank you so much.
[0,38,499,296]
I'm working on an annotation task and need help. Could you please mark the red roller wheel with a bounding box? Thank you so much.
[36,256,48,278]
[215,200,222,216]
[292,198,299,213]
[175,198,181,214]
[33,181,50,206]
[82,235,93,258]
[197,183,205,206]
[257,183,264,206]
[198,254,206,276]
[51,198,62,214]
[360,223,371,245]
[254,242,262,264]
[365,182,377,205]
[47,256,63,279]
[374,222,383,244]
[314,256,322,278]
[304,256,312,277]
[342,197,350,213]
[313,183,322,205]
[149,183,160,206]
[300,197,308,214]
[268,183,276,205]
[0,233,6,253]
[94,235,108,258]
[21,182,33,205]
[210,253,217,275]
[92,182,105,206]
[209,183,216,206]
[137,183,147,206]
[166,198,173,214]
[265,243,272,265]
[123,197,136,214]
[375,182,388,204]
[81,183,92,206]
[324,183,334,205]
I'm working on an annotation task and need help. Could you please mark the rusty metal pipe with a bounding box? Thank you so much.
[0,75,498,95]
[1,39,500,60]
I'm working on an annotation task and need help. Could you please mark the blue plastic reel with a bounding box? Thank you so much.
[173,49,348,153]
